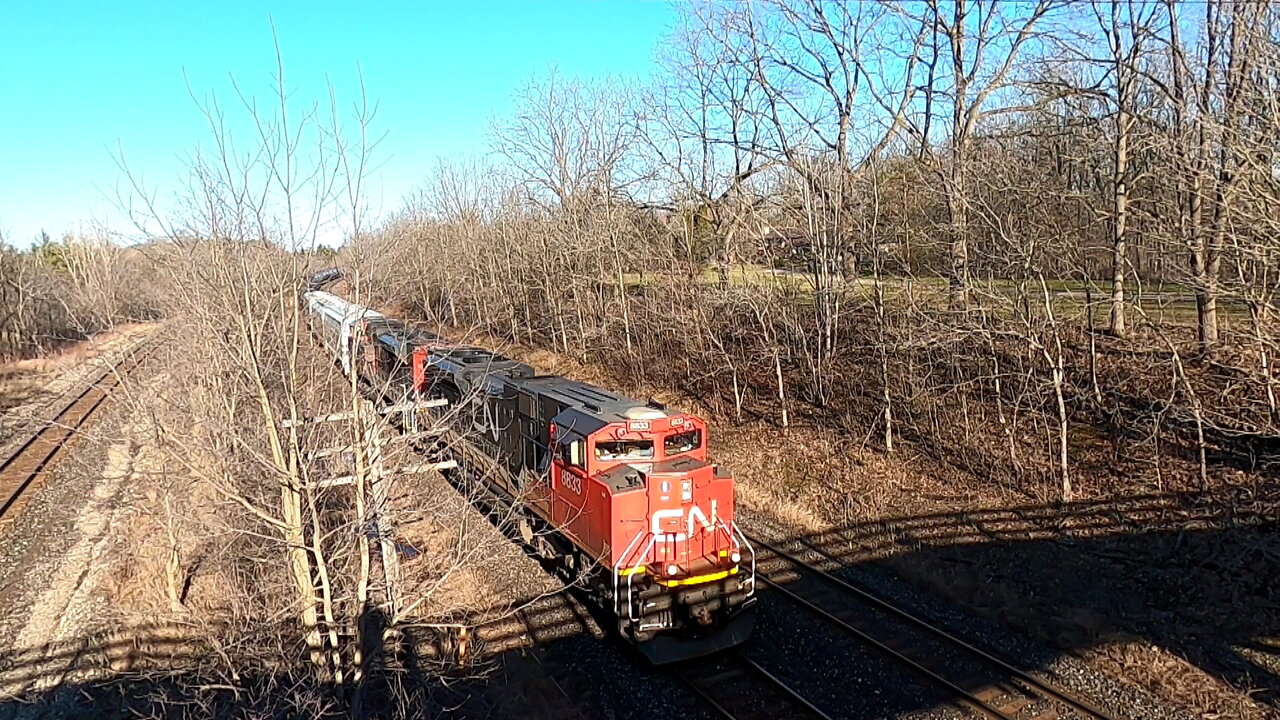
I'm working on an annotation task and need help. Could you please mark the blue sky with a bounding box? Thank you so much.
[0,1,676,246]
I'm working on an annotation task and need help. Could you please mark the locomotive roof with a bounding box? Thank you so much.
[501,371,676,438]
[519,374,645,420]
[305,290,385,321]
[365,319,441,358]
[335,297,673,429]
[414,339,669,428]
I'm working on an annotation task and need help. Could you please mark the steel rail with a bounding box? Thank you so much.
[0,341,154,521]
[673,650,835,720]
[758,574,1019,720]
[748,532,1121,720]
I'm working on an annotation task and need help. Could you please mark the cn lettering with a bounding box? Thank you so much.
[650,500,718,537]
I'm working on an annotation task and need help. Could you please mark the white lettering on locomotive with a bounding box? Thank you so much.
[650,499,718,537]
[480,398,502,441]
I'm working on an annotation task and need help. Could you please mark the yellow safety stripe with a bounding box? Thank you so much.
[619,565,646,577]
[654,565,738,587]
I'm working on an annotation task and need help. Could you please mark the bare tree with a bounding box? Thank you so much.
[1090,0,1160,337]
[914,0,1066,308]
[492,71,641,212]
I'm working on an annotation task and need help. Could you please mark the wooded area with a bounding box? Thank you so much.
[0,232,162,359]
[354,0,1280,502]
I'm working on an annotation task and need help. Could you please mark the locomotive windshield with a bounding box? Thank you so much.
[595,440,654,461]
[664,429,702,456]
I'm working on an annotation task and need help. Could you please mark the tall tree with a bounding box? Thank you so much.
[919,0,1065,307]
[1092,0,1159,337]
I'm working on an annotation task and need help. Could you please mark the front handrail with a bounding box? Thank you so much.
[614,517,755,623]
[612,529,650,618]
[624,534,658,620]
[729,520,757,596]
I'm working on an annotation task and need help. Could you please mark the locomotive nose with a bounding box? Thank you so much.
[644,466,728,581]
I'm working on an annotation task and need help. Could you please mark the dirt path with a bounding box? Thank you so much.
[0,324,156,456]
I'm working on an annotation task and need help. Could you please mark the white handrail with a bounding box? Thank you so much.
[625,535,658,620]
[730,521,757,596]
[612,529,648,616]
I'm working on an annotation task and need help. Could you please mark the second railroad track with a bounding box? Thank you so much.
[0,340,156,523]
[746,532,1121,720]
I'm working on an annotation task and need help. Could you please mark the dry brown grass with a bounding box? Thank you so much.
[1091,641,1268,720]
[0,323,157,412]
[0,322,155,376]
[395,513,507,621]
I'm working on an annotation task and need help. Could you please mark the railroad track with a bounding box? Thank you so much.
[673,650,834,720]
[465,576,832,720]
[746,532,1121,720]
[0,340,154,523]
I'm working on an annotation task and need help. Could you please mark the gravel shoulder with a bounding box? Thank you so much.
[745,508,1199,720]
[0,338,166,718]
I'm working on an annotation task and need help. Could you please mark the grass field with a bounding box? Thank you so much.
[621,264,1246,330]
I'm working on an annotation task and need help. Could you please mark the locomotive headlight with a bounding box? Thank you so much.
[730,551,741,564]
[666,564,679,576]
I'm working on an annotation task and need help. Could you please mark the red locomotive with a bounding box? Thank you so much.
[304,284,756,663]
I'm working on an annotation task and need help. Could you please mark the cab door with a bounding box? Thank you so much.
[550,432,590,540]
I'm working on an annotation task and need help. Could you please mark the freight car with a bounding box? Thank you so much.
[302,285,756,663]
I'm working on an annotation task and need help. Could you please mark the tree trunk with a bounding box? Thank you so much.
[947,0,970,310]
[1109,103,1130,337]
[1192,246,1220,349]
[947,177,970,310]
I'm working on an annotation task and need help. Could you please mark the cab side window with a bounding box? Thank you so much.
[557,439,585,469]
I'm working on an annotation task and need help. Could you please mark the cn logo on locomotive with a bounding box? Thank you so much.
[650,500,718,540]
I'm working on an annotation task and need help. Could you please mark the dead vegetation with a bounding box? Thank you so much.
[0,63,541,717]
[0,232,164,362]
[2,1,1279,718]
[0,323,155,418]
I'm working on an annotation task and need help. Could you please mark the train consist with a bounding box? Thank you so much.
[302,276,756,663]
